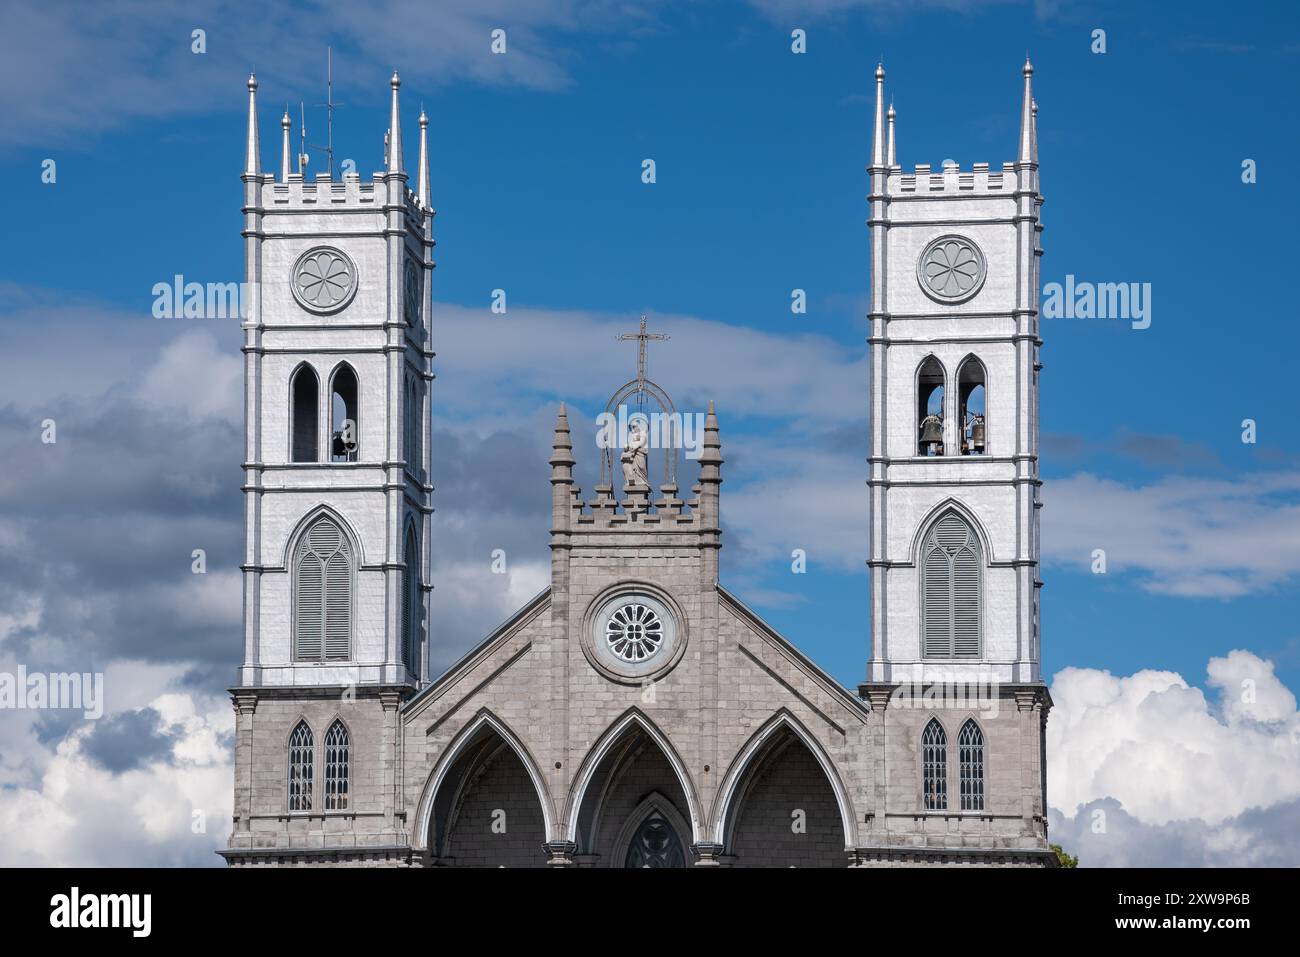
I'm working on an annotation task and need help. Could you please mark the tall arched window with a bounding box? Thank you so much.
[922,719,947,811]
[330,364,359,462]
[402,523,420,677]
[288,720,314,812]
[405,378,419,477]
[323,719,350,811]
[958,719,985,811]
[290,364,319,462]
[917,356,946,456]
[294,516,352,661]
[921,512,982,658]
[957,356,986,456]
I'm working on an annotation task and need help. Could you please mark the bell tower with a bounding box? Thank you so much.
[864,61,1044,688]
[226,72,433,860]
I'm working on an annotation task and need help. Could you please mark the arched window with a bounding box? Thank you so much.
[402,523,420,677]
[921,512,982,658]
[324,720,350,811]
[958,719,985,811]
[922,719,947,811]
[917,356,945,456]
[290,364,319,462]
[405,378,419,477]
[288,720,314,812]
[957,356,986,456]
[294,516,352,661]
[330,364,359,462]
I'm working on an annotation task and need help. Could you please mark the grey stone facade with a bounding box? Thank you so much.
[222,62,1056,868]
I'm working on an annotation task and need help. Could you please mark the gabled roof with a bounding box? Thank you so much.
[402,587,551,718]
[717,584,870,722]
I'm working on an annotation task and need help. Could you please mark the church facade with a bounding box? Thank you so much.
[221,61,1055,867]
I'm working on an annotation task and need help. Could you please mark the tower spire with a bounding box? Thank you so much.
[869,63,886,169]
[245,73,261,176]
[417,107,431,209]
[886,100,897,168]
[1018,58,1036,165]
[280,107,292,181]
[387,71,404,174]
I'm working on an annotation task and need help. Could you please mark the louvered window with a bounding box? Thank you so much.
[323,720,350,811]
[402,525,419,676]
[959,719,985,811]
[922,719,947,811]
[921,513,982,657]
[288,721,313,812]
[294,516,352,661]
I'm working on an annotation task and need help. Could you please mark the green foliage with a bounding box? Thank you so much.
[1051,843,1078,868]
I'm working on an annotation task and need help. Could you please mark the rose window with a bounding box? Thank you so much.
[605,602,664,662]
[918,236,986,303]
[292,247,357,312]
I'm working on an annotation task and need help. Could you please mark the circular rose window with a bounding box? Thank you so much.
[917,235,986,304]
[291,246,358,313]
[588,590,681,681]
[605,601,664,662]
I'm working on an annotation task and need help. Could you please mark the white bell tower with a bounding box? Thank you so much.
[236,72,433,692]
[864,61,1044,687]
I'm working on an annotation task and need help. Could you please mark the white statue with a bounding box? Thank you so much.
[621,417,650,489]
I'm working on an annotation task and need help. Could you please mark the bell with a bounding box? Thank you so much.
[970,415,986,452]
[919,415,943,445]
[332,430,357,457]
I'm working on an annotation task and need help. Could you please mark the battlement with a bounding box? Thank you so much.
[889,161,1022,196]
[569,483,702,530]
[259,173,424,219]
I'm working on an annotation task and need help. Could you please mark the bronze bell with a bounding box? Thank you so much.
[919,414,943,445]
[970,415,986,452]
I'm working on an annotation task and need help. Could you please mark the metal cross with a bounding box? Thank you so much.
[617,314,668,392]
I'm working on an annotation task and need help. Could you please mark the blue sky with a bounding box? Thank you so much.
[1,0,1299,865]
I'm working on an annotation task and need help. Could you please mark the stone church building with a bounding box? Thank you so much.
[221,61,1055,867]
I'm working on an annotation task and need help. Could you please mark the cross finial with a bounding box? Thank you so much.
[616,314,669,393]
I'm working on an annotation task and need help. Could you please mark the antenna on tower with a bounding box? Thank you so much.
[299,47,343,177]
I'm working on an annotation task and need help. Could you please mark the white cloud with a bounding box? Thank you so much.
[0,673,232,867]
[135,332,243,426]
[1042,471,1300,597]
[1047,650,1300,866]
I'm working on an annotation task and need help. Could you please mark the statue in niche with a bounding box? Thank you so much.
[621,416,650,490]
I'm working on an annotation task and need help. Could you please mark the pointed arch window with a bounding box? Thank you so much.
[402,523,420,677]
[290,365,319,462]
[294,516,352,661]
[921,512,982,658]
[917,357,946,456]
[324,720,350,811]
[958,719,985,811]
[405,378,420,477]
[922,719,947,811]
[957,356,986,456]
[330,364,359,462]
[288,721,314,812]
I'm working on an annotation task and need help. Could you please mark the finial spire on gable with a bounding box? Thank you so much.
[417,107,431,209]
[387,71,404,174]
[886,100,897,168]
[245,73,261,176]
[870,62,886,170]
[1018,58,1036,165]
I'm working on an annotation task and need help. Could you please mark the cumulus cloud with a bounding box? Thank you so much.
[1046,650,1300,865]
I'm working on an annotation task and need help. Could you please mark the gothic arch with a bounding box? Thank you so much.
[610,791,693,868]
[710,709,855,851]
[289,361,321,463]
[907,498,995,566]
[565,708,704,846]
[411,709,556,852]
[280,504,367,570]
[955,353,988,456]
[327,361,360,462]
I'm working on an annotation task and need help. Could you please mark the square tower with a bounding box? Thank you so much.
[226,74,433,858]
[865,62,1044,688]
